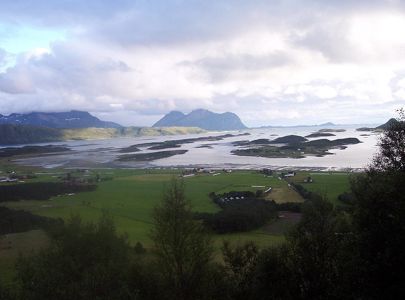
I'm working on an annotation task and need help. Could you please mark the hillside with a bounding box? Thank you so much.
[153,109,247,130]
[0,110,122,129]
[0,124,205,145]
[0,124,62,145]
[376,118,400,130]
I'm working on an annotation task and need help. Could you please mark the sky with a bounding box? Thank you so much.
[1,0,405,127]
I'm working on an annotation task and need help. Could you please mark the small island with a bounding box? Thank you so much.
[117,150,188,161]
[232,136,361,159]
[305,132,336,138]
[120,133,250,152]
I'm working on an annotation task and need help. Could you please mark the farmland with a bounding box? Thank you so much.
[1,168,304,245]
[0,165,352,285]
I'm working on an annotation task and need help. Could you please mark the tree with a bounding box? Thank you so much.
[350,109,405,298]
[372,108,405,172]
[151,178,213,300]
[254,244,299,300]
[16,213,135,300]
[221,241,259,300]
[286,198,354,300]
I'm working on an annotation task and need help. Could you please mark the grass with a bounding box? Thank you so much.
[0,167,354,286]
[2,170,302,246]
[290,172,352,204]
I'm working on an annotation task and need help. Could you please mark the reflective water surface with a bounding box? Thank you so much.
[11,126,379,171]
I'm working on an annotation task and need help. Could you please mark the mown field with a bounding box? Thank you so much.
[2,169,300,245]
[289,172,352,204]
[0,165,353,285]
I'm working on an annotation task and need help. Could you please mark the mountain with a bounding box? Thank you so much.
[319,122,336,127]
[357,118,401,132]
[0,110,122,129]
[153,109,247,130]
[153,111,186,127]
[376,118,400,130]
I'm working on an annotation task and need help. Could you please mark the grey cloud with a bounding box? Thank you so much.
[290,19,359,63]
[94,60,131,72]
[188,51,294,81]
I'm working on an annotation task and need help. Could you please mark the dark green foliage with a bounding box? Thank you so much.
[346,110,405,298]
[0,182,96,202]
[351,171,405,298]
[337,191,355,205]
[198,192,277,233]
[287,198,353,299]
[290,182,322,201]
[254,245,299,300]
[250,198,355,300]
[372,111,405,171]
[134,242,146,254]
[221,241,260,300]
[0,206,61,235]
[151,179,213,300]
[16,213,135,300]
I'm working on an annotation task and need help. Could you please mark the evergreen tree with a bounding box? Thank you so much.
[16,213,135,300]
[151,179,213,300]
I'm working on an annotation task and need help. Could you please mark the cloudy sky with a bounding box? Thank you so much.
[1,0,405,126]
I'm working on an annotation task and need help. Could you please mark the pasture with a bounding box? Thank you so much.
[2,169,300,247]
[0,167,352,285]
[290,172,352,204]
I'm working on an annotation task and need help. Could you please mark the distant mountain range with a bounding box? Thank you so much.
[0,110,209,145]
[259,122,337,128]
[153,109,247,131]
[0,110,122,129]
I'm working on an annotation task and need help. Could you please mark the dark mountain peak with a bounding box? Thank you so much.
[153,109,247,131]
[153,110,186,127]
[166,110,186,117]
[188,109,213,116]
[377,118,400,129]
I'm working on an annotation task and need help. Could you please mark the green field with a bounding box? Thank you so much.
[290,172,352,204]
[2,169,299,247]
[0,166,354,285]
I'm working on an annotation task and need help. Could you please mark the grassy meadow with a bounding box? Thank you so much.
[289,172,352,204]
[0,164,353,285]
